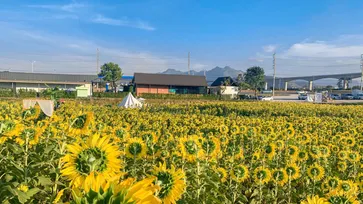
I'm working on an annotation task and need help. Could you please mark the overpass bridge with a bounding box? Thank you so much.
[265,72,362,91]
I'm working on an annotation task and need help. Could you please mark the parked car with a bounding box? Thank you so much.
[341,94,354,100]
[298,93,307,100]
[353,94,363,100]
[330,94,341,100]
[261,96,273,101]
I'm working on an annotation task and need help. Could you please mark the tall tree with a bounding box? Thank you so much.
[98,62,123,93]
[244,66,265,99]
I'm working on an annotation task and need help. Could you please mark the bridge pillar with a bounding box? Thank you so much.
[343,79,348,89]
[264,82,268,90]
[284,82,288,91]
[309,81,313,91]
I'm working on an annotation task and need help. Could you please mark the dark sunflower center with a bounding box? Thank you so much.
[234,167,246,178]
[311,168,320,176]
[289,148,296,155]
[273,171,284,181]
[298,152,306,158]
[75,147,107,174]
[128,143,142,156]
[184,141,198,154]
[328,179,339,188]
[341,183,351,192]
[156,172,174,199]
[328,196,350,204]
[115,129,126,139]
[202,140,216,154]
[73,115,87,129]
[265,145,273,154]
[348,153,357,160]
[256,170,267,180]
[286,167,296,176]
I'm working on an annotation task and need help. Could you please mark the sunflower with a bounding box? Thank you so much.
[297,151,309,162]
[179,135,204,162]
[229,125,240,135]
[231,165,249,183]
[216,167,228,183]
[252,150,261,161]
[15,127,42,146]
[201,137,221,159]
[326,190,360,204]
[219,125,229,134]
[338,150,348,160]
[300,195,329,204]
[322,177,340,192]
[337,161,347,172]
[345,137,356,147]
[253,167,271,184]
[61,134,122,192]
[152,163,186,204]
[285,127,295,138]
[113,127,130,143]
[287,145,299,162]
[337,180,359,198]
[22,105,41,121]
[285,162,300,180]
[307,163,325,181]
[264,143,276,160]
[309,145,321,159]
[68,112,94,136]
[225,139,244,160]
[347,151,360,163]
[2,120,23,137]
[275,140,285,150]
[125,137,147,159]
[319,145,330,158]
[141,131,159,145]
[78,177,162,204]
[271,168,288,186]
[17,184,29,193]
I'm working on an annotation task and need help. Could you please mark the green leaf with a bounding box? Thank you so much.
[15,189,30,203]
[26,187,40,197]
[37,176,52,186]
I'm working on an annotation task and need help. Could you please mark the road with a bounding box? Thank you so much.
[272,94,363,104]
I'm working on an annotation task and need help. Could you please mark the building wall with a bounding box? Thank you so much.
[0,82,14,89]
[210,86,239,98]
[136,84,169,96]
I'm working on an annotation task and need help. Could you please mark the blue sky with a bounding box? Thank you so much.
[1,0,363,77]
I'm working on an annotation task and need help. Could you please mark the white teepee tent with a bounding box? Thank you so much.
[118,92,143,108]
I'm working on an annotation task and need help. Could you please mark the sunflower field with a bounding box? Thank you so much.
[0,100,362,204]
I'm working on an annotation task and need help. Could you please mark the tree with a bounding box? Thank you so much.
[244,66,265,99]
[98,62,123,93]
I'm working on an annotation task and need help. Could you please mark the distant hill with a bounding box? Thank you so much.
[161,66,244,83]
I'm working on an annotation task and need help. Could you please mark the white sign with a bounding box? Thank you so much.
[315,93,322,103]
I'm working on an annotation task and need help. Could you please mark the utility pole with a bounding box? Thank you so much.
[272,53,276,99]
[360,54,363,91]
[96,48,100,92]
[188,52,190,75]
[31,61,36,73]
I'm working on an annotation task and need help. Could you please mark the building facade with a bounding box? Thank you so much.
[0,71,96,96]
[133,73,207,96]
[210,76,239,98]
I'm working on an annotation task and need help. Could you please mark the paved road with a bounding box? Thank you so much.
[272,94,363,104]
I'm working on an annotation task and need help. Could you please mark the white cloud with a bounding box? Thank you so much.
[28,3,87,12]
[282,42,363,58]
[263,45,277,53]
[91,15,155,31]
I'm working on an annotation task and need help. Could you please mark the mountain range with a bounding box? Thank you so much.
[161,66,244,82]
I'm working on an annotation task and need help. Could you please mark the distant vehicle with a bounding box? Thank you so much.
[298,93,308,100]
[353,94,363,100]
[261,90,272,94]
[330,94,341,100]
[257,95,263,100]
[341,94,354,100]
[261,96,273,101]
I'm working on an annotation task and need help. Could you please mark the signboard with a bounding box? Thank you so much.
[315,93,322,103]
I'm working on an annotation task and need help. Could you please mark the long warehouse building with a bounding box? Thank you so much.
[0,71,97,95]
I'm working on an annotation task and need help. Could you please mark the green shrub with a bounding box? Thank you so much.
[140,93,220,100]
[93,92,129,98]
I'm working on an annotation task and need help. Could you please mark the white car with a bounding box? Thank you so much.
[261,97,273,101]
[298,94,308,100]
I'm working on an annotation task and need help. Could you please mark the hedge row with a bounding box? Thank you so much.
[140,93,221,100]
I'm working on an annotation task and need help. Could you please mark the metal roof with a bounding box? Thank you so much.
[211,76,237,86]
[0,71,97,84]
[134,73,207,87]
